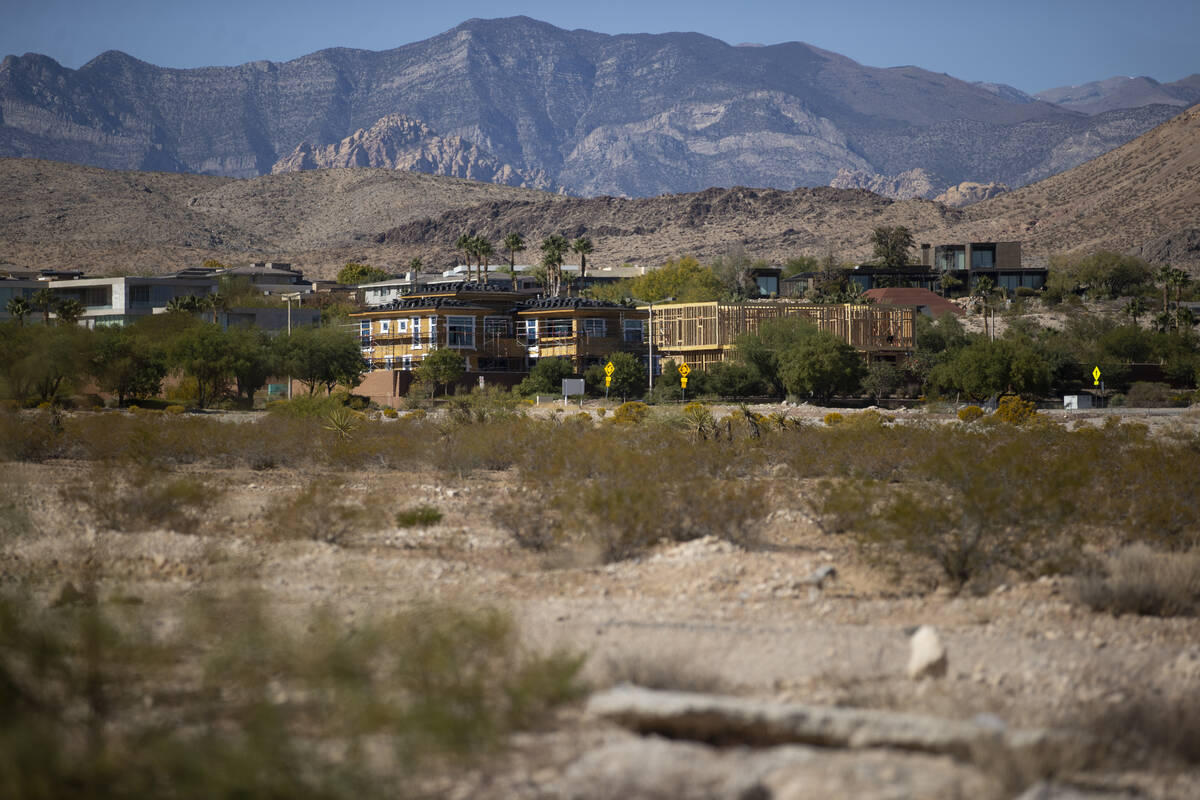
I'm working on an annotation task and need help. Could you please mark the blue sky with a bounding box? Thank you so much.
[3,0,1196,93]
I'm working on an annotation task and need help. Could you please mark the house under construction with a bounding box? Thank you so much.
[642,300,916,371]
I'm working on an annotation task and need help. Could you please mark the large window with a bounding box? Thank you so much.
[516,320,537,344]
[623,319,644,343]
[583,318,607,338]
[971,248,996,269]
[359,320,371,346]
[411,318,421,348]
[447,316,475,348]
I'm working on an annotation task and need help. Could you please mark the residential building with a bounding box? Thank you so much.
[48,276,217,327]
[350,286,648,381]
[782,241,1045,297]
[516,297,648,372]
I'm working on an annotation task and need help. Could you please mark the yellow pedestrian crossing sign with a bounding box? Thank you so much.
[1092,366,1101,386]
[604,361,615,377]
[678,363,690,377]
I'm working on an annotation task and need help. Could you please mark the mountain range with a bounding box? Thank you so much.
[0,16,1189,199]
[2,101,1197,279]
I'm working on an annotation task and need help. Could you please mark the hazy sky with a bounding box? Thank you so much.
[3,0,1196,94]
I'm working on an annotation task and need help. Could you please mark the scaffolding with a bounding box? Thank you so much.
[644,300,915,369]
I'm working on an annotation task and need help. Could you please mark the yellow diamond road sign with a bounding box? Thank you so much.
[1092,366,1101,385]
[678,363,691,377]
[604,361,615,376]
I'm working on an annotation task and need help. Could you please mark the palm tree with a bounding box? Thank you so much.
[474,236,494,284]
[571,237,594,296]
[1156,265,1175,314]
[503,233,526,282]
[455,233,475,279]
[5,296,32,326]
[165,295,201,314]
[32,288,56,325]
[55,298,86,326]
[1125,296,1147,325]
[540,235,568,297]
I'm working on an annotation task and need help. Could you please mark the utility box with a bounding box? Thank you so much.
[1063,394,1094,410]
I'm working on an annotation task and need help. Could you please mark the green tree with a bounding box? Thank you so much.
[5,296,32,326]
[274,326,366,397]
[518,357,575,396]
[456,234,475,277]
[226,325,277,407]
[88,325,167,407]
[778,329,865,401]
[474,236,495,283]
[589,256,725,304]
[1125,296,1148,325]
[540,235,568,297]
[0,323,88,403]
[502,233,526,274]
[168,322,233,408]
[571,237,594,295]
[31,288,56,325]
[584,351,645,400]
[414,347,466,396]
[862,361,904,403]
[929,336,1051,400]
[1049,251,1152,299]
[336,262,390,286]
[734,317,819,397]
[871,226,915,268]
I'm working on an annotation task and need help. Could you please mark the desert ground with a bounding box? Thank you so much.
[2,401,1199,799]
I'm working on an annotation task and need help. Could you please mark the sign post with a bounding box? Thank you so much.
[1092,365,1103,400]
[604,361,615,401]
[678,362,690,403]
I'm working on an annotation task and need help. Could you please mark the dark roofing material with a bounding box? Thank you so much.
[375,297,486,311]
[518,297,632,310]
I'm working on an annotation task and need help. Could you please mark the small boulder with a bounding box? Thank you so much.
[906,625,948,680]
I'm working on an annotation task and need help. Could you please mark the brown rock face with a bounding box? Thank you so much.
[270,114,555,191]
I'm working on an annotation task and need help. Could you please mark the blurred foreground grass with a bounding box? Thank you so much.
[0,592,584,798]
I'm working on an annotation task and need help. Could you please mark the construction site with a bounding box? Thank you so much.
[644,300,917,371]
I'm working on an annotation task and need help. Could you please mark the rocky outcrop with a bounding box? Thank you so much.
[830,168,942,199]
[582,686,1078,799]
[270,114,555,190]
[935,181,1010,207]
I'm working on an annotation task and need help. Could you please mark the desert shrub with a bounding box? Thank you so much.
[844,409,894,429]
[0,594,584,798]
[264,479,373,545]
[609,401,649,425]
[1124,381,1176,408]
[163,404,185,415]
[382,406,398,418]
[430,420,530,477]
[267,393,350,419]
[823,412,844,426]
[493,495,561,552]
[0,409,61,461]
[995,395,1036,425]
[396,504,443,528]
[681,402,717,440]
[62,467,220,535]
[1071,688,1200,769]
[1076,545,1200,617]
[957,405,985,423]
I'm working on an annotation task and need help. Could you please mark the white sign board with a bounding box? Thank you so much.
[562,378,586,397]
